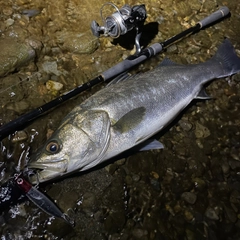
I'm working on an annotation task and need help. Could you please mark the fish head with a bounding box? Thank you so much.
[28,109,111,184]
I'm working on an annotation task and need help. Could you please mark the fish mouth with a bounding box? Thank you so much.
[27,159,68,184]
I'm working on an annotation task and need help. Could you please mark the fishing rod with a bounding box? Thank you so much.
[0,6,230,140]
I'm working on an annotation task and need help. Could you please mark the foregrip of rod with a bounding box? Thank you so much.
[102,43,163,80]
[101,55,147,80]
[199,6,230,28]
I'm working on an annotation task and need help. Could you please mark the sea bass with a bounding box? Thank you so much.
[28,39,240,183]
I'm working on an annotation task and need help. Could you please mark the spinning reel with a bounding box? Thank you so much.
[91,2,147,54]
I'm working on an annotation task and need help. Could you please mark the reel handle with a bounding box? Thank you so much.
[199,6,230,28]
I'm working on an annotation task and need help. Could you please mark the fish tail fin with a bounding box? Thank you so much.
[210,39,240,78]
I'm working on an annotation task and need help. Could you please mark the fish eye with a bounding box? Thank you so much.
[46,141,60,154]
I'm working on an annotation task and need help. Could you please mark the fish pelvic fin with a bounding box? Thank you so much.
[210,39,240,78]
[137,139,164,151]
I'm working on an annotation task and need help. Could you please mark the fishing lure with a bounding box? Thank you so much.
[14,173,74,226]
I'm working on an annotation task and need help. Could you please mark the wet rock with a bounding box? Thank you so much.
[224,205,237,223]
[106,163,118,175]
[0,38,35,77]
[46,80,64,92]
[170,214,186,235]
[5,100,30,114]
[174,1,193,18]
[25,38,43,54]
[230,147,240,161]
[11,131,28,143]
[3,7,13,16]
[46,219,74,238]
[204,207,219,220]
[166,44,178,53]
[207,228,218,240]
[173,145,188,158]
[42,61,63,76]
[125,175,133,185]
[194,122,211,139]
[58,190,79,213]
[150,171,159,179]
[81,192,97,214]
[8,203,27,217]
[221,162,230,175]
[5,18,14,27]
[178,118,193,132]
[143,215,159,231]
[104,210,126,234]
[188,159,205,178]
[132,174,141,182]
[235,220,240,229]
[115,158,126,166]
[132,228,148,239]
[230,190,240,208]
[228,160,240,170]
[150,177,161,191]
[181,192,197,204]
[170,177,188,194]
[184,210,194,222]
[187,44,201,54]
[56,30,99,54]
[185,228,195,240]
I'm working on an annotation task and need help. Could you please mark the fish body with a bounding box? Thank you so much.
[28,39,240,183]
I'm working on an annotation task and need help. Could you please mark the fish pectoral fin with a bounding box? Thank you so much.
[113,107,146,133]
[195,88,211,100]
[137,139,164,151]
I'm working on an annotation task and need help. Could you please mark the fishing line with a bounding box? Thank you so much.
[0,72,40,95]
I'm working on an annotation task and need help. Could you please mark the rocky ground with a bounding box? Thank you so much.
[0,0,240,239]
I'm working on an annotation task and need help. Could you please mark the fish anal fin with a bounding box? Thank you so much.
[195,88,211,100]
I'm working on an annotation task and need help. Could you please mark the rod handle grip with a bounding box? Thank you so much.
[199,6,230,28]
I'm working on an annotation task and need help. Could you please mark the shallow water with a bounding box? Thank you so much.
[0,0,240,239]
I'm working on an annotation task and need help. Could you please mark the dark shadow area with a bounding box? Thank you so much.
[112,22,159,50]
[0,179,26,213]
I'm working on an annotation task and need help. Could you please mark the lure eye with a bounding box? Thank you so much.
[46,141,60,154]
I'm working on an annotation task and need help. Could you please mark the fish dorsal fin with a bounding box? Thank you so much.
[106,72,132,87]
[158,58,181,67]
[195,88,211,100]
[113,107,146,133]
